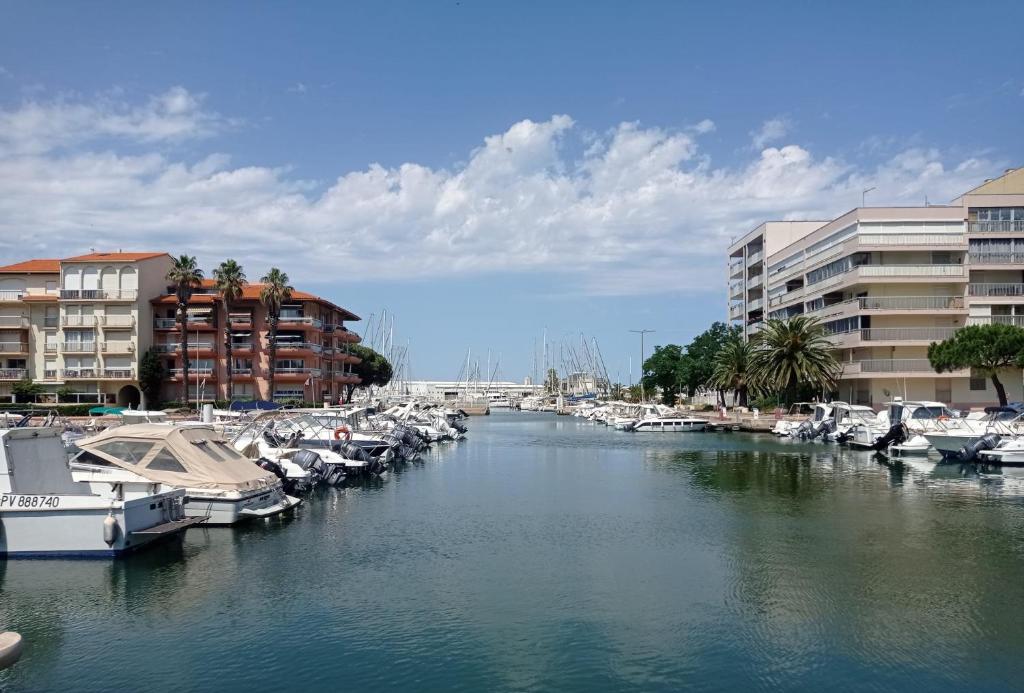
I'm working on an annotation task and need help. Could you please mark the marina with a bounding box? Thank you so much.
[2,411,1024,691]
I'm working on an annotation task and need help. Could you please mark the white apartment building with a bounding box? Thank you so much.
[0,252,172,407]
[727,167,1024,409]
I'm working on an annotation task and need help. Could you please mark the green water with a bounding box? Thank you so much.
[2,412,1023,691]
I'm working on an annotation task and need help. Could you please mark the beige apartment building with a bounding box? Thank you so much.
[0,252,171,407]
[728,167,1024,409]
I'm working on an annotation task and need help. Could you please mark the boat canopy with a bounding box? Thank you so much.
[88,406,125,416]
[76,424,277,491]
[228,399,282,412]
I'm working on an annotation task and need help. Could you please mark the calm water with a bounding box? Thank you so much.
[2,412,1024,692]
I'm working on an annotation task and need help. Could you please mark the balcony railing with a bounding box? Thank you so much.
[729,281,743,298]
[967,315,1024,327]
[101,368,135,379]
[62,315,96,326]
[61,342,96,353]
[278,315,323,328]
[857,264,965,278]
[0,368,27,380]
[43,316,59,328]
[231,368,253,376]
[969,220,1024,233]
[0,290,24,301]
[968,283,1024,297]
[0,316,29,328]
[275,367,321,376]
[729,304,743,319]
[729,260,744,277]
[859,327,959,342]
[154,318,177,329]
[229,341,253,351]
[969,253,1024,265]
[169,368,215,376]
[44,343,58,353]
[99,315,135,327]
[849,359,939,374]
[228,313,253,325]
[0,341,29,353]
[101,342,135,353]
[746,250,764,266]
[61,369,97,379]
[59,289,138,300]
[272,341,322,353]
[43,369,59,380]
[858,296,964,311]
[858,233,965,246]
[748,297,764,311]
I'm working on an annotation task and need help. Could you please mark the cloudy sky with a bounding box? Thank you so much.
[1,1,1022,380]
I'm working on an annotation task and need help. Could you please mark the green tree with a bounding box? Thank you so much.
[642,344,689,404]
[11,375,42,404]
[259,268,293,401]
[680,322,742,399]
[709,336,756,407]
[928,323,1024,406]
[345,344,393,402]
[138,347,166,409]
[213,259,246,402]
[543,368,560,394]
[749,316,840,404]
[166,255,203,408]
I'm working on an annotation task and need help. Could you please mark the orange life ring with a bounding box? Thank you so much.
[937,415,950,421]
[333,425,352,441]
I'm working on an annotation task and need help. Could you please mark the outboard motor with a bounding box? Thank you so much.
[871,422,907,452]
[291,448,322,471]
[814,418,836,440]
[794,420,813,440]
[959,433,1001,462]
[337,442,372,463]
[257,457,287,481]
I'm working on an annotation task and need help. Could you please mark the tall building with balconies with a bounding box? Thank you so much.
[150,280,362,404]
[727,168,1024,409]
[0,259,61,399]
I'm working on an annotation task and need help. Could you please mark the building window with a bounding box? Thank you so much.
[969,370,987,391]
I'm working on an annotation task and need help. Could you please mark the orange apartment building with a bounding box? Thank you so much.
[151,279,362,404]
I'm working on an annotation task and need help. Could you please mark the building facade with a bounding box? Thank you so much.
[150,280,362,404]
[727,168,1024,409]
[0,252,171,406]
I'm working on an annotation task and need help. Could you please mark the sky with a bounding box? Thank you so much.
[1,1,1022,381]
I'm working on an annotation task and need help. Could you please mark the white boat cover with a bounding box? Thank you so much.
[77,424,278,491]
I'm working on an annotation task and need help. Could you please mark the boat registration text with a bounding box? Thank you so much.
[0,495,61,508]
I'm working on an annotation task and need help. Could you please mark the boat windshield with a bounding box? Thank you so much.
[910,406,955,420]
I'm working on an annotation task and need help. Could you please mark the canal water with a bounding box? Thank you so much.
[2,411,1024,692]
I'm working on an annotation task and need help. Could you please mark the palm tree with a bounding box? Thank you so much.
[709,337,755,407]
[213,259,246,403]
[748,316,840,403]
[166,255,204,407]
[259,268,293,402]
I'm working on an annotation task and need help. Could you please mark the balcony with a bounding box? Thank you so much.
[0,316,29,329]
[230,368,253,378]
[99,315,135,328]
[0,368,27,380]
[746,250,764,266]
[969,220,1024,233]
[229,341,254,353]
[969,253,1024,266]
[334,327,360,343]
[0,290,25,302]
[0,341,29,354]
[274,367,321,380]
[856,264,965,279]
[729,303,744,320]
[844,359,941,375]
[42,369,60,380]
[61,369,97,379]
[277,315,323,330]
[859,327,959,342]
[967,315,1024,327]
[101,341,135,354]
[748,297,764,311]
[858,296,964,311]
[729,259,744,278]
[44,343,58,353]
[154,318,177,329]
[59,289,138,301]
[43,316,59,328]
[968,283,1024,298]
[857,233,966,247]
[101,368,136,380]
[272,341,322,354]
[228,313,253,327]
[62,315,97,327]
[168,368,216,380]
[61,342,96,353]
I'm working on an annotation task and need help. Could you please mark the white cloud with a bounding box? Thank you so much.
[0,86,225,155]
[287,82,308,94]
[0,89,1005,296]
[690,119,716,134]
[750,117,791,149]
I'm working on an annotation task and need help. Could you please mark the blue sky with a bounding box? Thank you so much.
[1,1,1022,380]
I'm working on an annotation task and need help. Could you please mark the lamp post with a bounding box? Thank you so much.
[862,186,876,207]
[628,329,654,402]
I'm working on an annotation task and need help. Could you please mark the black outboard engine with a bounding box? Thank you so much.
[959,433,1001,462]
[814,418,836,440]
[794,420,813,440]
[871,422,907,451]
[257,457,287,481]
[291,448,322,471]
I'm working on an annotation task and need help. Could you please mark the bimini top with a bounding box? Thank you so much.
[76,424,278,491]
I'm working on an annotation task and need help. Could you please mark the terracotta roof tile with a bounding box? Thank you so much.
[62,252,170,262]
[0,259,61,273]
[152,281,360,320]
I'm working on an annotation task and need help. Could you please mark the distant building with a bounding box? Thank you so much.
[727,167,1024,408]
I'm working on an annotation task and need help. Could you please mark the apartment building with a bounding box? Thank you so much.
[150,280,361,404]
[0,252,171,406]
[727,167,1024,409]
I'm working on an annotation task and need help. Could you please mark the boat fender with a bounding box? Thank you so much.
[333,425,352,441]
[103,513,119,547]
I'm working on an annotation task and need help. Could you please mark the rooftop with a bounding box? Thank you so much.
[0,259,61,273]
[62,252,170,263]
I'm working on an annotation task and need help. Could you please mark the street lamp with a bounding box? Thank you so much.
[862,186,876,207]
[628,329,654,402]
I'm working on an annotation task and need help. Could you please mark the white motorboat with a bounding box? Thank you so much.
[0,427,204,557]
[923,405,1024,460]
[979,436,1024,465]
[848,399,959,456]
[628,416,709,432]
[71,424,300,525]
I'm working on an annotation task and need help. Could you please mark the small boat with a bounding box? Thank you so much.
[922,404,1024,460]
[71,424,300,525]
[0,427,204,557]
[628,416,709,432]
